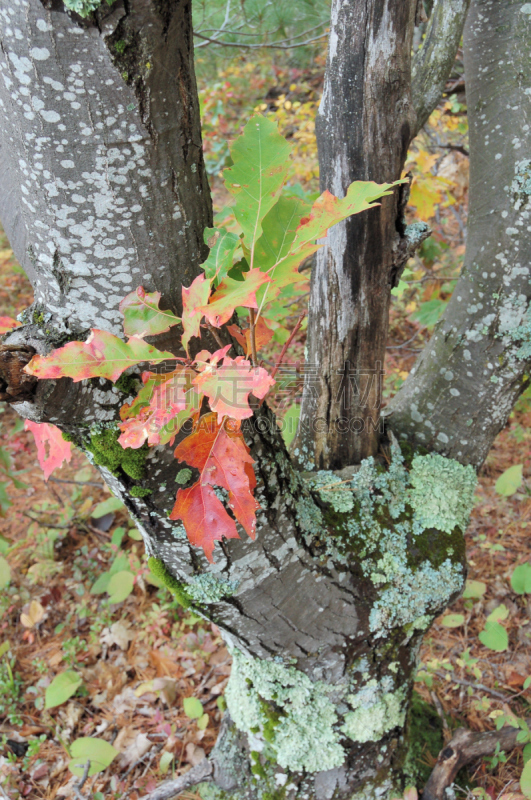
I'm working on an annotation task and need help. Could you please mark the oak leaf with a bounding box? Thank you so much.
[24,420,73,480]
[119,287,181,338]
[193,355,275,422]
[118,368,200,449]
[170,414,258,561]
[24,330,174,383]
[227,317,273,358]
[198,269,271,328]
[181,274,212,353]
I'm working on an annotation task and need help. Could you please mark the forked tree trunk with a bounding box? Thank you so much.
[0,1,526,799]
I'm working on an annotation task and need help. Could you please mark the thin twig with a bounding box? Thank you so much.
[204,321,226,350]
[72,760,91,800]
[49,477,104,488]
[434,671,509,702]
[270,312,306,381]
[193,30,328,50]
[139,758,213,800]
[249,308,258,366]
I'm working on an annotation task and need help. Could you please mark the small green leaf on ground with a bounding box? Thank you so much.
[462,580,486,599]
[479,621,508,652]
[159,751,173,775]
[197,713,209,730]
[495,464,523,497]
[92,497,125,518]
[511,563,531,595]
[0,556,10,589]
[69,737,118,777]
[441,613,465,628]
[183,697,204,719]
[107,571,135,604]
[522,757,531,797]
[45,670,83,709]
[486,604,509,623]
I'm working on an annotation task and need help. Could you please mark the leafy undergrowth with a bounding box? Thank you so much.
[1,47,530,800]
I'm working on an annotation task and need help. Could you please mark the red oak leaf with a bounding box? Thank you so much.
[170,413,259,561]
[170,482,240,563]
[24,330,174,383]
[24,420,73,481]
[182,274,212,353]
[227,317,273,357]
[118,368,200,448]
[0,316,20,335]
[193,355,275,422]
[198,269,271,327]
[120,286,181,338]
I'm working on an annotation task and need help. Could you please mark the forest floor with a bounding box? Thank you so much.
[0,51,530,800]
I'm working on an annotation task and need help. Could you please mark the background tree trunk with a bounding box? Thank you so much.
[386,0,531,469]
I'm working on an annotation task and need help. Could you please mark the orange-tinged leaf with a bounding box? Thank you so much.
[24,420,73,480]
[0,316,20,335]
[182,274,212,353]
[171,482,240,563]
[171,413,259,561]
[199,269,271,327]
[228,318,273,358]
[194,355,275,422]
[118,368,201,448]
[120,286,181,338]
[24,330,174,383]
[291,182,399,251]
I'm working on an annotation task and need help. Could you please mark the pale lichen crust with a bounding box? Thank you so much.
[225,649,408,774]
[63,0,114,17]
[298,444,475,635]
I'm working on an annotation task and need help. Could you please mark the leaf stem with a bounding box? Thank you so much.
[270,312,306,381]
[203,321,225,350]
[249,308,258,365]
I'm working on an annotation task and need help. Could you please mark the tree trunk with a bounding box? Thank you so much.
[293,0,471,471]
[0,1,526,799]
[294,0,418,470]
[386,0,531,469]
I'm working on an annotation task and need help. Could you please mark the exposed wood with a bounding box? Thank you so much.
[139,758,213,800]
[0,345,37,402]
[295,0,418,470]
[423,722,531,800]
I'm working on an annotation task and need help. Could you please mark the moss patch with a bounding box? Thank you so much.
[147,557,194,609]
[89,427,148,481]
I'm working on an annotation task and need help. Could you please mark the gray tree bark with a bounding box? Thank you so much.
[0,1,526,799]
[386,0,531,469]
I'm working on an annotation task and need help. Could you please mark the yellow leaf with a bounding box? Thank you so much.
[20,600,44,628]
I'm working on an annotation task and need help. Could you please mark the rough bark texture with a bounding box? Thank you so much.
[386,0,531,469]
[294,0,418,471]
[411,0,471,134]
[0,0,211,337]
[0,2,524,799]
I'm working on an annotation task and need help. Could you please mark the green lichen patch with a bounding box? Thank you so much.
[225,650,345,773]
[509,305,531,361]
[187,573,239,604]
[147,557,194,609]
[64,0,114,17]
[342,684,406,744]
[408,453,477,534]
[297,445,472,634]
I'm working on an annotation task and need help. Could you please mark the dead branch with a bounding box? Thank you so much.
[139,758,213,800]
[422,721,531,800]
